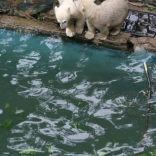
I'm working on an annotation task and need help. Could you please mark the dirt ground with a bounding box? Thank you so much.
[0,0,156,53]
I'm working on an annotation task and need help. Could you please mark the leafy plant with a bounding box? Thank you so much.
[70,122,81,130]
[76,122,81,130]
[137,154,148,156]
[78,101,82,105]
[97,151,106,156]
[37,16,43,21]
[19,148,38,155]
[14,108,24,115]
[5,103,10,109]
[0,119,13,128]
[46,146,53,153]
[149,152,156,156]
[147,7,155,11]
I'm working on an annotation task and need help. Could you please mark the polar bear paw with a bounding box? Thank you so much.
[97,33,107,40]
[85,31,94,40]
[66,28,75,37]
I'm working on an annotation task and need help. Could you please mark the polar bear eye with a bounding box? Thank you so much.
[63,21,66,24]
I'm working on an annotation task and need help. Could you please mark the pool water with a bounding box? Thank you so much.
[0,29,156,156]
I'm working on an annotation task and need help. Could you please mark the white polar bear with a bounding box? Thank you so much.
[54,0,85,37]
[73,0,128,40]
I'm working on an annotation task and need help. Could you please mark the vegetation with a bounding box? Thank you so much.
[0,119,13,128]
[37,16,44,21]
[46,146,53,153]
[19,148,38,155]
[0,103,25,128]
[147,7,155,11]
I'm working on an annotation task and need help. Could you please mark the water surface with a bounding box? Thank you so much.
[0,29,156,156]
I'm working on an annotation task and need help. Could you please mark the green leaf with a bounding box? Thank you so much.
[97,151,106,156]
[19,148,37,155]
[46,146,53,153]
[5,103,10,109]
[147,7,155,11]
[138,153,148,156]
[15,108,24,115]
[149,152,156,156]
[76,123,81,130]
[0,119,13,128]
[78,102,82,105]
[37,16,43,21]
[149,152,153,156]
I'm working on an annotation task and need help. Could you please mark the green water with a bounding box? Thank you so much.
[0,29,156,156]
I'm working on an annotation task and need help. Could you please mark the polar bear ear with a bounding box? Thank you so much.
[54,6,58,13]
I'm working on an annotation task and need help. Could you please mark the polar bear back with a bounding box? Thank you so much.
[95,0,128,27]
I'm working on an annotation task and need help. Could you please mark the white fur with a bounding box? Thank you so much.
[58,0,64,5]
[73,0,128,40]
[54,0,85,37]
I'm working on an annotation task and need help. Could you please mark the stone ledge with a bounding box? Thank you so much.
[0,15,132,51]
[0,1,156,53]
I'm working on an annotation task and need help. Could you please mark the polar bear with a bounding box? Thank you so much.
[54,0,85,37]
[73,0,128,40]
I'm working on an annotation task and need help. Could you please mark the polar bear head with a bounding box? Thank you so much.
[54,6,71,29]
[73,0,95,14]
[73,0,85,13]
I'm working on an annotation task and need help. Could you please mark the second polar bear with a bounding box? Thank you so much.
[54,0,85,37]
[73,0,128,40]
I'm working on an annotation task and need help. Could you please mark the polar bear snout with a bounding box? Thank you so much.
[60,21,67,29]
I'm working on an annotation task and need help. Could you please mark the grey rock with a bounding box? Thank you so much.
[30,0,53,16]
[17,2,32,12]
[148,0,156,6]
[0,1,11,10]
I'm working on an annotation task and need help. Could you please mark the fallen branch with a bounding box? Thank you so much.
[134,62,152,154]
[143,62,152,138]
[143,62,152,99]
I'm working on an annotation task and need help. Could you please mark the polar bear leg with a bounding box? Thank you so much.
[110,24,122,35]
[66,21,75,37]
[66,28,75,37]
[97,27,109,40]
[85,19,95,39]
[75,18,85,34]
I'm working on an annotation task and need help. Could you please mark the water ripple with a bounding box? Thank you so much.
[1,30,156,155]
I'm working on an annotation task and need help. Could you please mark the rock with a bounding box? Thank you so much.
[0,1,11,10]
[129,36,156,52]
[30,0,53,17]
[129,0,142,2]
[148,0,156,6]
[0,0,12,13]
[16,2,32,12]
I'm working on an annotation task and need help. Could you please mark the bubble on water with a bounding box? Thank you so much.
[0,109,3,114]
[3,74,9,77]
[10,78,18,85]
[134,47,147,54]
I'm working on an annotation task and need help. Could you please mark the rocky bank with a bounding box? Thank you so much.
[0,0,156,52]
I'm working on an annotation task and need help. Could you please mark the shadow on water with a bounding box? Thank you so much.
[0,29,156,155]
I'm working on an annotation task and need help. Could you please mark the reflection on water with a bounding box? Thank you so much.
[0,29,156,155]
